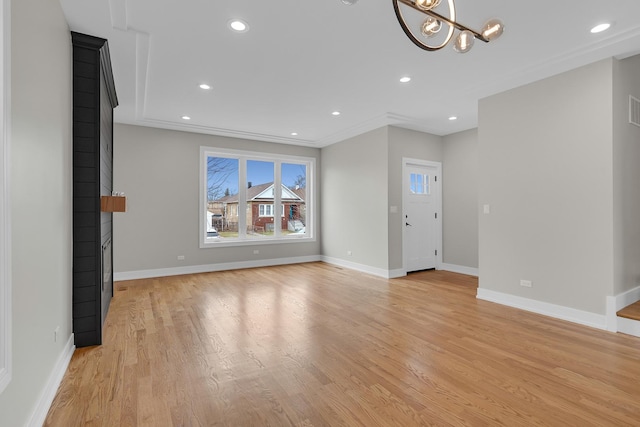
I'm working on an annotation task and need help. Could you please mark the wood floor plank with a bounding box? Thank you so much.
[618,301,640,321]
[45,263,640,426]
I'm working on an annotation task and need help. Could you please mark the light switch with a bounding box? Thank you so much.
[390,205,398,213]
[483,204,491,214]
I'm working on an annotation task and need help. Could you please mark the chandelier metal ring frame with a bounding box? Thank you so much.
[391,0,503,53]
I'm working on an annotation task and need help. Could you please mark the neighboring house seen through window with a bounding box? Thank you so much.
[200,147,313,247]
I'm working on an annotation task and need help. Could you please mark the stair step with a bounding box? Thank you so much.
[617,301,640,321]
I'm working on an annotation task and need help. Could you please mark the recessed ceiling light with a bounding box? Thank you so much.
[400,76,411,83]
[229,19,249,33]
[181,115,191,120]
[590,23,611,34]
[199,84,211,90]
[448,116,457,121]
[291,132,298,136]
[332,111,341,116]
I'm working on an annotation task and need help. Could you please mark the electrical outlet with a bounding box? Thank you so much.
[347,250,352,256]
[520,279,532,288]
[177,255,185,260]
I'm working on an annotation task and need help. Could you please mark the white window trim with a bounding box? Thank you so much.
[258,203,273,217]
[0,0,12,394]
[199,146,315,248]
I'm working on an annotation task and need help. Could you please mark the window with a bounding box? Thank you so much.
[410,173,430,195]
[259,204,272,217]
[258,204,285,217]
[200,147,314,247]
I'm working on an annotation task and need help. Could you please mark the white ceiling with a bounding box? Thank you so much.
[60,0,640,147]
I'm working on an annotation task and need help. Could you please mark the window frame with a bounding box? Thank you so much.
[199,146,315,248]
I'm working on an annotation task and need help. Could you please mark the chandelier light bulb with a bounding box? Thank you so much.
[481,18,504,41]
[392,0,504,52]
[415,0,441,11]
[453,30,474,53]
[421,17,442,37]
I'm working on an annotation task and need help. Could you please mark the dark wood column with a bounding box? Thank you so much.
[72,32,118,347]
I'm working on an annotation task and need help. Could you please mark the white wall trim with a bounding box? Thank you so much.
[617,317,640,338]
[26,334,75,427]
[321,256,404,279]
[612,285,640,311]
[605,285,640,332]
[439,263,479,277]
[606,296,618,332]
[387,268,406,279]
[114,255,322,281]
[0,0,11,394]
[477,288,607,331]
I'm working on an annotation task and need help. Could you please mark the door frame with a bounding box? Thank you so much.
[402,158,442,274]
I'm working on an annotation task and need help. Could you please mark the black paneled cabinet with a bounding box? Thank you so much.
[72,32,118,347]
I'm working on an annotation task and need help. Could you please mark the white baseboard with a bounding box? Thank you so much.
[387,268,406,279]
[440,263,479,277]
[114,255,322,281]
[614,285,640,310]
[617,317,640,338]
[606,296,618,332]
[606,284,640,332]
[27,333,75,427]
[321,256,404,279]
[476,288,607,330]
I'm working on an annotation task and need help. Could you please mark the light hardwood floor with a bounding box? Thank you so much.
[45,263,640,426]
[618,301,640,321]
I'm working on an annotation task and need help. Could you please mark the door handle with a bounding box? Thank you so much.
[406,222,412,226]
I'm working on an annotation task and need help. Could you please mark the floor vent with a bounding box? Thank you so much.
[630,95,640,127]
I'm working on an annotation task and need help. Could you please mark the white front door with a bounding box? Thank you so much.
[403,160,441,273]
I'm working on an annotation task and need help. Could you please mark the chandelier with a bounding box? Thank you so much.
[392,0,504,53]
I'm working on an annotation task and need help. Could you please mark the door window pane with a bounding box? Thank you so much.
[410,173,430,195]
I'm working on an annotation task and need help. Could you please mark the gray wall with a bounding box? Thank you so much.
[320,127,389,269]
[442,129,478,268]
[478,59,615,315]
[387,126,443,271]
[320,125,449,273]
[612,54,640,295]
[113,124,320,273]
[115,123,482,277]
[0,0,73,424]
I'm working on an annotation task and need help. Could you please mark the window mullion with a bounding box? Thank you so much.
[238,157,247,239]
[274,160,282,238]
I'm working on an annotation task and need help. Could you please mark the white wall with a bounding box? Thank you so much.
[612,54,640,296]
[442,129,478,269]
[113,124,321,275]
[387,126,442,271]
[321,127,389,270]
[478,59,614,315]
[0,0,73,424]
